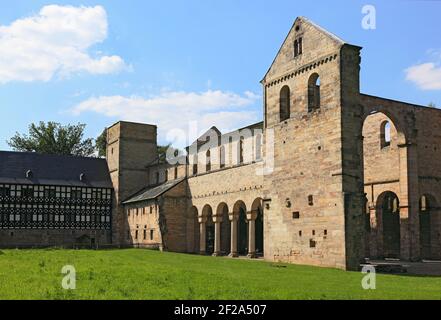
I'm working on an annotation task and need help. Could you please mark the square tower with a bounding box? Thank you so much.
[261,17,365,270]
[106,121,158,245]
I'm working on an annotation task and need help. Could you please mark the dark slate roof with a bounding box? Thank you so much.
[123,178,185,204]
[0,151,113,188]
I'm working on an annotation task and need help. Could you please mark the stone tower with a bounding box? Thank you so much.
[261,17,365,270]
[106,121,158,245]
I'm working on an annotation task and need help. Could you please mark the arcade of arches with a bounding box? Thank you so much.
[189,199,264,257]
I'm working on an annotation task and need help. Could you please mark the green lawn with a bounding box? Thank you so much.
[0,249,439,300]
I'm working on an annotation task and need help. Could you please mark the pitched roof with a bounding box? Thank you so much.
[123,178,185,204]
[0,151,112,188]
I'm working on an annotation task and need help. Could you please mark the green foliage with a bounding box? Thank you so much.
[95,129,107,158]
[0,249,440,300]
[157,144,181,164]
[8,122,95,157]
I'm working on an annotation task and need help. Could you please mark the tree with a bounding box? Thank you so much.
[95,129,107,158]
[8,122,95,157]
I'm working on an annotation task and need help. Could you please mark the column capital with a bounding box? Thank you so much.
[247,210,258,221]
[212,214,223,223]
[228,212,239,221]
[198,216,207,224]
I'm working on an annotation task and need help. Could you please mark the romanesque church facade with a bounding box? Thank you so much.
[1,17,440,271]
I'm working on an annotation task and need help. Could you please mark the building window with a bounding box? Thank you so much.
[150,230,154,240]
[0,186,10,197]
[44,188,56,199]
[239,137,245,164]
[150,206,153,214]
[308,73,320,112]
[294,37,303,57]
[135,230,139,240]
[206,150,211,172]
[143,229,147,240]
[420,195,428,212]
[174,167,178,180]
[219,145,226,169]
[380,121,391,148]
[279,85,291,122]
[192,155,198,175]
[255,134,262,161]
[92,189,103,199]
[308,195,314,206]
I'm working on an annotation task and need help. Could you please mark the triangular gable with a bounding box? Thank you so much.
[261,16,347,83]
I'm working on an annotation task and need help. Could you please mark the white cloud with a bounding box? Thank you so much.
[405,62,441,90]
[0,5,128,84]
[71,90,261,146]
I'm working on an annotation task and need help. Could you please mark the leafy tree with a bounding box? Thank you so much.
[95,129,107,158]
[8,122,95,157]
[157,144,171,164]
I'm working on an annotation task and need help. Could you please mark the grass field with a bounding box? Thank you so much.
[0,248,440,300]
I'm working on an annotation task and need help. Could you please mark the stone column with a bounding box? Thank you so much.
[228,212,238,257]
[398,142,420,261]
[247,210,258,258]
[198,215,207,255]
[212,215,222,256]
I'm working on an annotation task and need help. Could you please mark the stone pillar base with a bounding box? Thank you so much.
[212,252,222,257]
[228,252,239,258]
[247,252,257,259]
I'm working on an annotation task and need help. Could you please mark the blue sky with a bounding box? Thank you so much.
[0,0,440,149]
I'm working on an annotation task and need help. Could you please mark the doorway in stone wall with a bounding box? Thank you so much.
[381,192,400,258]
[206,224,215,255]
[238,208,248,255]
[255,207,264,256]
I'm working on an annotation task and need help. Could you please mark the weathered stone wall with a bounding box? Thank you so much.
[106,121,158,246]
[262,18,351,270]
[0,230,111,248]
[361,95,441,260]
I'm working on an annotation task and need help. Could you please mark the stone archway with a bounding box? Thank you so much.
[233,200,248,256]
[201,204,214,255]
[377,191,400,258]
[251,198,264,257]
[216,202,230,255]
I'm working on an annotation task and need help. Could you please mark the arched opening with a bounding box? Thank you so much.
[202,204,214,255]
[294,37,303,57]
[279,85,290,122]
[239,137,244,164]
[378,191,400,258]
[219,145,226,169]
[380,121,391,148]
[419,194,436,259]
[217,202,230,255]
[206,150,211,172]
[251,198,264,256]
[233,200,248,255]
[308,73,320,112]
